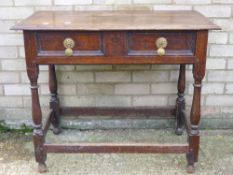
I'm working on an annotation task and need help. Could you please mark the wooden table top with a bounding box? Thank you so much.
[12,10,220,31]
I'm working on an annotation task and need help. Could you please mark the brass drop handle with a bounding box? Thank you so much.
[63,38,75,56]
[156,37,167,56]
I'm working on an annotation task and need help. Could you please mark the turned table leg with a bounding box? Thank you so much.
[49,65,62,135]
[175,64,185,135]
[28,65,47,173]
[187,77,202,173]
[186,30,208,174]
[24,31,48,173]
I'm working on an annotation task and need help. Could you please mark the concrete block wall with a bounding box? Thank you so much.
[0,0,233,126]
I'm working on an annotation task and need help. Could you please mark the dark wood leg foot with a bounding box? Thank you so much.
[186,164,195,174]
[52,126,62,135]
[186,148,195,174]
[186,134,197,174]
[175,64,185,135]
[33,125,47,170]
[38,163,47,173]
[49,65,62,135]
[175,126,184,136]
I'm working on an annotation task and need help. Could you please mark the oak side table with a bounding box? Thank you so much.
[12,11,220,173]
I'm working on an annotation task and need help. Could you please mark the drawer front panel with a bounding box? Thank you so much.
[37,31,104,56]
[128,31,196,56]
[35,31,197,64]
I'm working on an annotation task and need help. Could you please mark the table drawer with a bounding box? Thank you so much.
[35,31,197,65]
[36,31,104,56]
[36,31,196,58]
[127,31,196,56]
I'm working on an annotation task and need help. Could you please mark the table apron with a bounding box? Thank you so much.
[34,55,196,65]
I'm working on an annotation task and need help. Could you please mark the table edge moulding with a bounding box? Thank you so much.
[11,10,220,173]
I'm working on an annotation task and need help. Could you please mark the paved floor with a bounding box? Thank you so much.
[0,129,233,175]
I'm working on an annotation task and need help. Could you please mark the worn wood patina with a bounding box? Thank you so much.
[12,10,220,173]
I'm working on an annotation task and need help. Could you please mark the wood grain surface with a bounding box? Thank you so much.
[12,11,220,31]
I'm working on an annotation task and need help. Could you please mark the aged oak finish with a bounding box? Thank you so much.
[44,143,189,154]
[12,10,220,173]
[12,11,219,31]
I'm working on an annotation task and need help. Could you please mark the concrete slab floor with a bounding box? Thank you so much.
[0,129,233,175]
